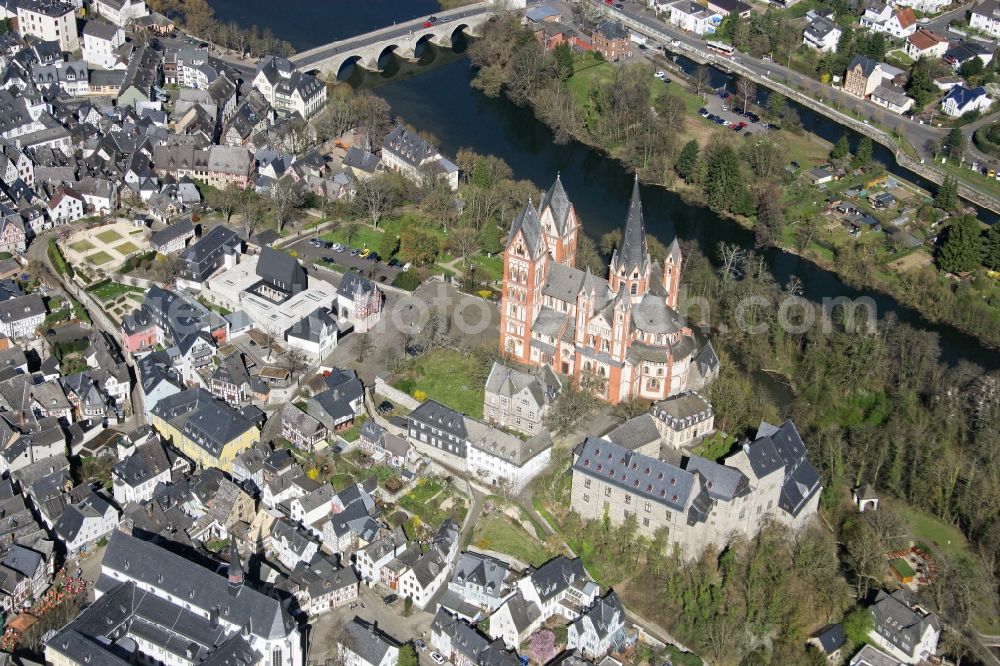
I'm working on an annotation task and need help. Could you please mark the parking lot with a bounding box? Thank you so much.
[698,89,775,137]
[287,236,403,285]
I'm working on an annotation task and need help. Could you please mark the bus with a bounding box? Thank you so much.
[706,40,735,56]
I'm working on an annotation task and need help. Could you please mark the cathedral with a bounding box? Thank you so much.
[499,175,716,405]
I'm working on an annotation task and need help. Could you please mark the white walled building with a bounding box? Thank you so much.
[92,0,148,27]
[16,0,79,52]
[82,21,125,69]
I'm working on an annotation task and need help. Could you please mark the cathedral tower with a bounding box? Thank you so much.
[608,177,652,303]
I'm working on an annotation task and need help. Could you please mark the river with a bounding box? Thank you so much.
[210,4,1000,370]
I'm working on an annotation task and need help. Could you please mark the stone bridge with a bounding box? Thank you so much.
[289,1,499,77]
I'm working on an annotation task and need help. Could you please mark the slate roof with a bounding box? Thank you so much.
[613,177,650,275]
[150,217,194,249]
[605,414,661,451]
[450,552,513,595]
[848,54,880,78]
[539,174,573,235]
[507,201,545,260]
[341,616,399,666]
[484,362,561,407]
[869,590,940,658]
[528,555,590,603]
[746,420,822,517]
[257,246,307,294]
[811,624,846,655]
[343,146,381,173]
[286,307,336,343]
[151,388,257,458]
[383,124,436,168]
[0,294,44,323]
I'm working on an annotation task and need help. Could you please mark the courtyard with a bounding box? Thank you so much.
[61,221,151,273]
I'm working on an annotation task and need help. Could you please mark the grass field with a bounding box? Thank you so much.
[398,478,468,527]
[87,282,142,302]
[70,240,94,253]
[471,515,554,567]
[88,250,114,266]
[691,432,737,461]
[391,348,486,418]
[114,241,141,255]
[897,503,968,561]
[96,229,123,244]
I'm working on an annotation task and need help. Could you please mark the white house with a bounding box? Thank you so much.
[870,85,915,114]
[285,307,338,361]
[941,85,992,116]
[355,527,408,583]
[859,3,893,31]
[111,440,174,505]
[92,0,149,27]
[566,592,628,660]
[338,618,400,666]
[970,0,1000,38]
[53,491,119,553]
[667,0,717,35]
[381,124,459,191]
[396,520,459,609]
[252,56,327,119]
[82,21,125,69]
[803,15,842,52]
[466,435,552,494]
[16,0,79,52]
[868,590,940,665]
[47,188,86,224]
[269,518,320,570]
[894,0,949,12]
[905,28,949,60]
[0,294,45,339]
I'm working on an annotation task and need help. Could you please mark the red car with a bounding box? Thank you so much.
[604,0,613,4]
[423,20,433,27]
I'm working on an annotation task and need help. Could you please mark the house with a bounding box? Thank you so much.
[342,146,382,181]
[269,518,321,570]
[0,216,26,253]
[0,294,45,339]
[280,404,328,452]
[118,46,162,106]
[92,0,149,27]
[941,85,991,117]
[31,61,90,96]
[358,421,414,468]
[111,438,175,505]
[53,489,118,553]
[210,353,252,406]
[970,0,1000,38]
[566,591,629,660]
[47,188,86,224]
[649,390,714,449]
[592,21,632,61]
[381,125,459,191]
[810,167,836,185]
[860,4,915,36]
[667,0,717,35]
[850,645,904,666]
[570,420,822,559]
[149,388,260,472]
[0,543,53,616]
[338,616,400,666]
[870,85,915,114]
[16,0,79,52]
[808,624,847,663]
[868,590,940,664]
[803,15,842,53]
[82,21,125,69]
[845,55,885,97]
[336,271,383,332]
[306,372,364,433]
[320,484,380,555]
[432,608,521,666]
[287,555,359,616]
[150,217,196,253]
[134,349,184,411]
[397,519,460,609]
[407,400,553,492]
[905,28,949,60]
[252,56,328,119]
[179,225,241,286]
[894,0,948,13]
[441,552,518,618]
[285,306,338,360]
[483,362,561,437]
[944,41,994,69]
[355,526,408,583]
[44,531,304,666]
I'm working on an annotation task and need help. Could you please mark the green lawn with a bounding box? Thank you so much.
[320,213,446,257]
[70,240,95,253]
[691,432,737,461]
[897,503,968,560]
[566,61,614,108]
[114,241,141,255]
[87,281,143,302]
[398,480,468,527]
[391,348,486,418]
[471,515,555,567]
[96,229,123,244]
[88,250,114,266]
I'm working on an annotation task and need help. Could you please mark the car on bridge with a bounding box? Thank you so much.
[423,20,433,27]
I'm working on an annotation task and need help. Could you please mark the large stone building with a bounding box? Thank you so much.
[569,420,822,559]
[499,175,712,405]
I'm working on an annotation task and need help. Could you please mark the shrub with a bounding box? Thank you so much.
[48,240,72,277]
[393,269,422,291]
[413,389,428,401]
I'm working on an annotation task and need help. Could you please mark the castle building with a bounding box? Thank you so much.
[500,175,709,404]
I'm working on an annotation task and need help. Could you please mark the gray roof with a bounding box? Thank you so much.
[150,217,195,249]
[869,590,940,657]
[484,362,561,407]
[747,420,821,517]
[100,531,296,641]
[337,270,378,300]
[613,177,650,275]
[286,307,335,343]
[450,552,513,594]
[383,124,435,168]
[82,20,120,40]
[651,391,713,430]
[507,201,545,260]
[573,436,695,513]
[631,292,680,334]
[848,54,880,78]
[342,146,380,173]
[0,294,45,323]
[257,246,307,294]
[811,624,846,655]
[684,455,749,500]
[151,388,257,457]
[341,616,399,666]
[538,174,572,235]
[606,414,661,451]
[528,555,589,603]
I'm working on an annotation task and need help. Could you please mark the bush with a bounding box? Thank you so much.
[413,389,428,401]
[48,239,72,277]
[393,270,422,291]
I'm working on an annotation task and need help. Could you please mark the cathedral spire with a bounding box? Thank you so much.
[618,175,649,274]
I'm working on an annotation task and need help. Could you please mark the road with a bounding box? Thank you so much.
[600,1,1000,167]
[290,2,495,71]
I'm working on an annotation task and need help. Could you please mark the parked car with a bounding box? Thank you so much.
[366,252,380,262]
[383,593,399,604]
[378,400,394,413]
[698,107,708,116]
[423,20,433,27]
[388,258,401,268]
[350,248,361,256]
[359,248,371,258]
[428,15,438,22]
[309,238,322,246]
[402,262,412,272]
[415,640,427,651]
[323,256,335,262]
[429,653,446,665]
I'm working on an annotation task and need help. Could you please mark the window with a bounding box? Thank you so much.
[604,487,612,497]
[583,493,590,502]
[644,501,651,513]
[624,494,631,505]
[584,478,591,489]
[630,282,637,295]
[643,518,650,527]
[664,511,672,522]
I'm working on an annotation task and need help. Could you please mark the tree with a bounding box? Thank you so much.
[842,606,874,649]
[705,143,744,212]
[398,227,441,265]
[766,92,786,123]
[945,126,967,161]
[356,332,375,363]
[675,140,700,183]
[937,214,983,273]
[600,229,622,256]
[853,136,873,167]
[270,179,304,232]
[935,176,959,211]
[480,223,502,255]
[735,77,756,113]
[352,176,396,228]
[552,41,574,80]
[545,383,599,438]
[983,224,1000,270]
[379,233,400,259]
[654,93,686,129]
[693,65,712,99]
[830,135,851,161]
[238,190,264,239]
[530,630,557,664]
[398,645,418,666]
[449,226,482,263]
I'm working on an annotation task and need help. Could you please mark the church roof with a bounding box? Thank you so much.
[539,174,572,235]
[615,177,651,274]
[508,201,545,259]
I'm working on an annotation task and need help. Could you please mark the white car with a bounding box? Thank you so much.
[655,70,667,80]
[429,653,446,665]
[402,262,412,272]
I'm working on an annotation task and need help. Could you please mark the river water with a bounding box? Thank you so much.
[211,6,1000,370]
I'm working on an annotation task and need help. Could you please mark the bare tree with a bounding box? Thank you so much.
[216,185,240,223]
[239,190,264,239]
[355,332,375,363]
[736,77,756,113]
[693,65,712,99]
[271,179,304,232]
[351,175,396,229]
[448,226,481,264]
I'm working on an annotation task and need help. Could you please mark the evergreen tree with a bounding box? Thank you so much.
[853,137,873,167]
[705,144,743,212]
[830,135,851,161]
[480,223,502,255]
[945,127,966,160]
[937,214,983,273]
[935,176,959,210]
[675,140,700,183]
[983,224,1000,270]
[552,42,574,80]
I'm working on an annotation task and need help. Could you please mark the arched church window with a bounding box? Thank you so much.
[630,283,637,295]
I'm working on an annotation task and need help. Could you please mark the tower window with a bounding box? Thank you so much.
[630,283,637,295]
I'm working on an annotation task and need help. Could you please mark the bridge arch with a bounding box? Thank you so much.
[377,44,400,67]
[335,54,363,80]
[451,23,470,41]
